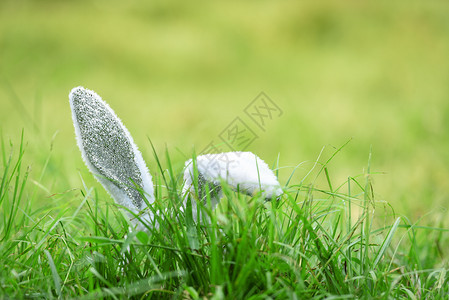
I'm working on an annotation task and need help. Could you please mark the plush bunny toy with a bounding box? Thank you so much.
[69,86,282,228]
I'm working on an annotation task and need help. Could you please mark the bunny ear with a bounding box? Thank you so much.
[183,151,283,222]
[184,151,283,203]
[69,86,155,219]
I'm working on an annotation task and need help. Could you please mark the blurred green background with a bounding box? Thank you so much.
[1,0,449,221]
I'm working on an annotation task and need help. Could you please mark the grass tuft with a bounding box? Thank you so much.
[0,134,447,298]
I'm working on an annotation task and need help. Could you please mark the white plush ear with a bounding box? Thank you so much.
[183,151,283,217]
[69,86,155,225]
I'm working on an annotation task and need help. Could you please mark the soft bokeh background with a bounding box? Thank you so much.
[1,0,449,221]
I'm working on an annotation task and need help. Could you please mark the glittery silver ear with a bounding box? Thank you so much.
[69,86,155,224]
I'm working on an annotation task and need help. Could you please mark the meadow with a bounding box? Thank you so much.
[1,1,449,298]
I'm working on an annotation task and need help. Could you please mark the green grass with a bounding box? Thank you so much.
[1,135,447,299]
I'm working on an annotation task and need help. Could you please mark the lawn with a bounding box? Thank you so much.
[1,0,448,298]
